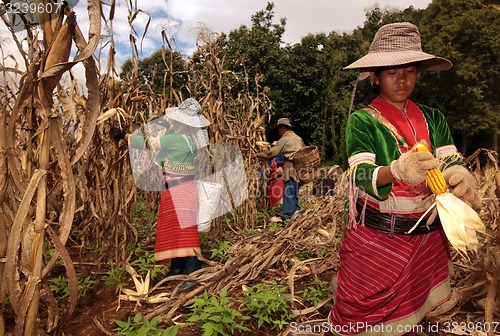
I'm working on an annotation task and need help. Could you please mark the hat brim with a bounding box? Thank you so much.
[345,51,452,80]
[273,122,293,129]
[167,107,211,128]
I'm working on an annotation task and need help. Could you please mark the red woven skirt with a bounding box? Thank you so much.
[268,177,284,207]
[327,225,451,335]
[154,181,201,261]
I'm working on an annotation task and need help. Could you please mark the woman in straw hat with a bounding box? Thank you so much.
[326,23,481,335]
[111,98,211,292]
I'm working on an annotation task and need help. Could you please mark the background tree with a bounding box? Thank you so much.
[217,2,287,114]
[120,49,188,97]
[415,0,499,154]
[118,0,499,165]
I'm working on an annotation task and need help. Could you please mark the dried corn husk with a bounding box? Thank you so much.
[32,0,60,44]
[495,170,500,197]
[408,142,486,257]
[0,105,6,204]
[119,266,169,304]
[42,13,75,93]
[253,114,266,128]
[409,192,485,257]
[96,107,126,125]
[255,141,270,149]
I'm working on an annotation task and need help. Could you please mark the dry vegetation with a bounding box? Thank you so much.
[0,1,498,336]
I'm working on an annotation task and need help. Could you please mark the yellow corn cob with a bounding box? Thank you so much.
[413,143,447,194]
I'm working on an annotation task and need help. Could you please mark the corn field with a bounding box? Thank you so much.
[0,1,498,336]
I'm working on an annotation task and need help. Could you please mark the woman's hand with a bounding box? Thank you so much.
[110,127,127,140]
[390,150,439,185]
[442,165,481,210]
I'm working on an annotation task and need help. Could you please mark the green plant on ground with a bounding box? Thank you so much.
[87,243,100,260]
[78,274,97,297]
[240,280,293,330]
[317,246,330,257]
[48,273,96,299]
[256,205,281,222]
[268,220,287,231]
[242,228,259,235]
[48,276,69,299]
[46,247,63,266]
[299,277,329,306]
[209,240,232,262]
[220,225,234,242]
[132,198,157,239]
[114,313,179,335]
[199,232,212,249]
[103,260,127,294]
[187,288,250,336]
[296,250,311,261]
[130,248,165,280]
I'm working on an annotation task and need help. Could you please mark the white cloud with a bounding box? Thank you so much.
[160,0,433,52]
[1,0,434,91]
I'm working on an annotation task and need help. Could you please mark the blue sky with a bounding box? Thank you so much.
[73,0,433,68]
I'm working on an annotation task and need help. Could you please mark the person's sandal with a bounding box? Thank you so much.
[178,280,199,292]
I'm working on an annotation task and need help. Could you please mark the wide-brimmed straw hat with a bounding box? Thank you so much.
[166,98,211,128]
[274,118,294,129]
[345,22,452,80]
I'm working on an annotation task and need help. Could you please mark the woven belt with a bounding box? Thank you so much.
[356,202,441,235]
[162,157,196,174]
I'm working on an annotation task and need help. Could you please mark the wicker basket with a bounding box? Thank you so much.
[293,146,321,184]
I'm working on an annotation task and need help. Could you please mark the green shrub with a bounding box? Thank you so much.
[48,273,96,299]
[102,260,127,294]
[209,240,232,262]
[300,278,329,306]
[240,281,293,330]
[188,289,250,335]
[114,313,179,335]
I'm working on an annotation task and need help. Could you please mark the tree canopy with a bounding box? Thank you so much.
[120,0,499,166]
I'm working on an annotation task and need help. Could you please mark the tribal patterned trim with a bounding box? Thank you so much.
[436,144,460,159]
[372,166,383,198]
[162,157,196,174]
[348,152,376,168]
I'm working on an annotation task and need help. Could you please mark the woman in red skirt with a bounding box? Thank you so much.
[112,98,211,292]
[326,23,481,336]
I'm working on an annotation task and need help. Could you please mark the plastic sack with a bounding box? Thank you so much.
[196,181,223,232]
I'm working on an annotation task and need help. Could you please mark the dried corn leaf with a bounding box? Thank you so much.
[41,11,74,93]
[46,227,78,324]
[4,169,47,315]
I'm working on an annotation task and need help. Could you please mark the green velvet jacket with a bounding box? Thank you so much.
[129,133,196,176]
[346,103,461,202]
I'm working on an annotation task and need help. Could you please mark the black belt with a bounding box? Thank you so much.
[356,202,441,235]
[164,175,195,189]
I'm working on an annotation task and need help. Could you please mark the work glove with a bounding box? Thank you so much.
[442,165,482,210]
[110,127,126,140]
[390,150,440,185]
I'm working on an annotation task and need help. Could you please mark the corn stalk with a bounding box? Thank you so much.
[0,91,8,336]
[1,0,100,334]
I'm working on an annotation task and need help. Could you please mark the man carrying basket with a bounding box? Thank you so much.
[252,118,304,219]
